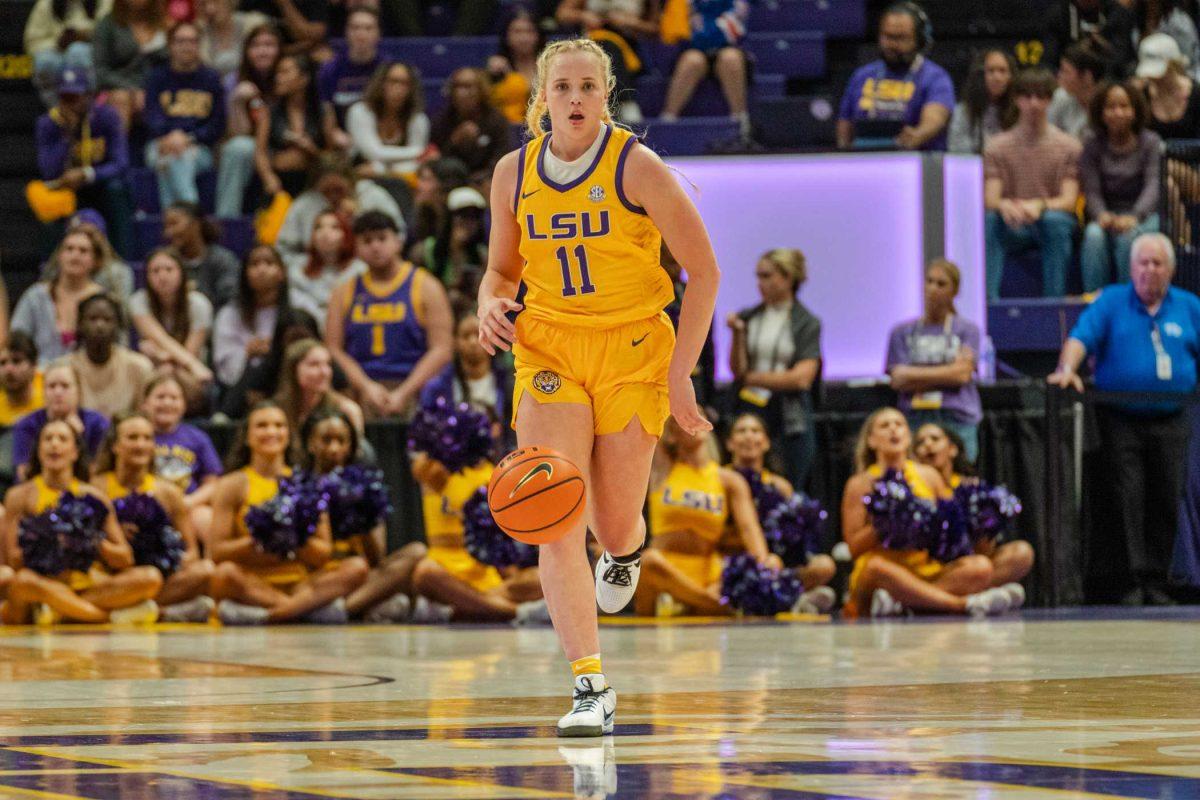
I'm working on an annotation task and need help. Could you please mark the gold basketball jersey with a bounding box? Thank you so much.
[514,124,674,328]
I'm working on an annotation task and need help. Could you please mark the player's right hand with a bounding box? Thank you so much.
[478,297,522,355]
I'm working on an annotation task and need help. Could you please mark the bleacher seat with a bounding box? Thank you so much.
[635,73,785,118]
[130,167,218,216]
[642,117,739,157]
[742,32,826,78]
[751,95,837,148]
[751,0,867,39]
[331,37,497,78]
[130,214,254,262]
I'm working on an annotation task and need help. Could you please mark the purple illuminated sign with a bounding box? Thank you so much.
[664,153,984,381]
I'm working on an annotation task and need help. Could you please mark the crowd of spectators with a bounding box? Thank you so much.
[9,0,1200,620]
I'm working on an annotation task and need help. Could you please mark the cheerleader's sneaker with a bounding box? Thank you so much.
[513,599,552,626]
[870,589,906,618]
[160,595,215,623]
[558,739,617,799]
[218,599,269,626]
[364,593,412,623]
[409,596,453,624]
[302,598,348,624]
[556,674,616,738]
[999,582,1026,609]
[792,586,837,615]
[965,588,1011,617]
[109,599,159,625]
[595,551,640,613]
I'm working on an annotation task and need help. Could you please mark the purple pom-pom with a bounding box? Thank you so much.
[733,466,789,523]
[762,493,826,567]
[407,397,494,473]
[322,464,392,540]
[954,481,1022,543]
[245,475,329,559]
[719,553,803,616]
[113,492,185,575]
[463,487,538,568]
[928,498,972,563]
[863,470,937,551]
[18,492,108,577]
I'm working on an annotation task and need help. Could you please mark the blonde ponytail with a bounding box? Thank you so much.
[524,38,618,138]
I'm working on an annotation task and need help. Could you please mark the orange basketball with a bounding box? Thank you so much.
[488,446,587,545]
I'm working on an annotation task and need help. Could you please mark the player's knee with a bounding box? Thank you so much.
[343,557,370,587]
[958,555,994,590]
[677,48,708,73]
[133,566,165,595]
[808,554,836,587]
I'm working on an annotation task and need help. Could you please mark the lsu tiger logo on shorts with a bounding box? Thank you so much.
[588,184,606,203]
[533,370,561,394]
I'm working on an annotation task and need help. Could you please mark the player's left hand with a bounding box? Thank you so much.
[668,372,712,437]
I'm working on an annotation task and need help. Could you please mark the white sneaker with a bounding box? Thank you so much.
[595,552,640,614]
[409,596,453,624]
[159,595,215,623]
[998,582,1026,609]
[364,593,412,623]
[513,598,552,626]
[556,674,616,738]
[870,588,905,618]
[558,739,617,798]
[793,586,836,614]
[109,599,159,625]
[302,598,348,624]
[965,587,1011,617]
[218,599,269,626]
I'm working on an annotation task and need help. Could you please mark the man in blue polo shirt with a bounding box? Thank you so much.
[836,2,955,151]
[1049,233,1200,605]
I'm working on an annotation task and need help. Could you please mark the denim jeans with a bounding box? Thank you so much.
[1080,213,1160,292]
[33,43,93,107]
[985,209,1076,299]
[144,141,214,209]
[216,135,256,217]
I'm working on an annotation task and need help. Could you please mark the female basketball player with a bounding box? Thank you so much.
[635,415,777,617]
[477,38,719,736]
[913,422,1033,596]
[93,412,218,622]
[725,413,837,607]
[208,402,369,625]
[1,419,162,624]
[840,408,1012,618]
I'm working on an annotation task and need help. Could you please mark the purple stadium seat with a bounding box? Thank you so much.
[218,216,255,260]
[331,37,496,77]
[751,0,867,38]
[132,214,164,261]
[742,32,825,78]
[129,166,217,215]
[642,117,739,157]
[635,73,785,117]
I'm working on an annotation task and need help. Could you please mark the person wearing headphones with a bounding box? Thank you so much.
[837,2,955,151]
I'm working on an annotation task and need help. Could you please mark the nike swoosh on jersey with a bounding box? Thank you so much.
[511,462,554,497]
[631,334,649,347]
[521,188,541,199]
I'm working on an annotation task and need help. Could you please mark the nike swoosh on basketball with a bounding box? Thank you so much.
[511,462,554,497]
[521,189,540,199]
[631,334,649,347]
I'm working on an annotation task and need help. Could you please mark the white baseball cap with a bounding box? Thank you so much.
[1136,33,1186,79]
[447,186,487,212]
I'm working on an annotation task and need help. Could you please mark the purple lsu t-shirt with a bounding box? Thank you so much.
[885,315,983,424]
[154,424,222,494]
[838,57,956,151]
[318,53,381,127]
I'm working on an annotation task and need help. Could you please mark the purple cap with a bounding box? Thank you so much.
[58,68,92,95]
[70,208,107,236]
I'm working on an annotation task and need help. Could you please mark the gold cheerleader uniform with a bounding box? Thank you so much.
[510,123,676,437]
[237,466,309,588]
[422,461,504,593]
[649,461,729,589]
[33,476,106,591]
[848,460,945,599]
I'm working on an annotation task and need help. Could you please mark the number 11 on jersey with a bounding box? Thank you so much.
[556,244,596,297]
